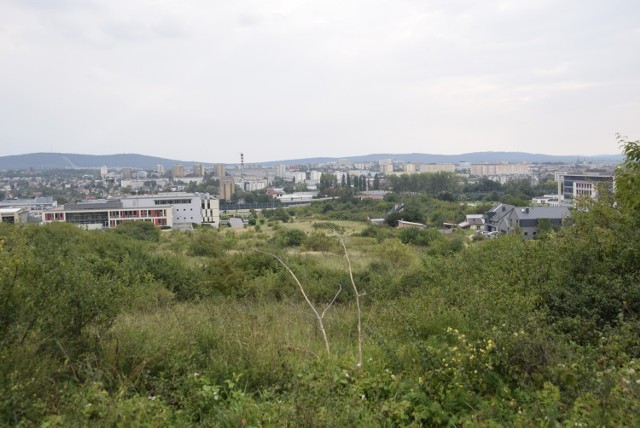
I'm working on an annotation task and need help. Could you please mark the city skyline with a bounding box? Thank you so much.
[1,0,639,163]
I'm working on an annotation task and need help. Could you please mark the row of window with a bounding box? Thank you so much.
[109,209,166,218]
[44,212,65,221]
[154,199,192,205]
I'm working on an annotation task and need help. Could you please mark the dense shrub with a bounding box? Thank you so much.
[187,229,224,257]
[111,220,160,241]
[398,227,443,247]
[271,228,307,247]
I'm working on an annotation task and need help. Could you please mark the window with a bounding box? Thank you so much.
[154,199,192,205]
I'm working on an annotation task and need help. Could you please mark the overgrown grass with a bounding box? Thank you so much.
[4,188,640,425]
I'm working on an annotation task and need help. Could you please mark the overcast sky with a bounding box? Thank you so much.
[1,0,639,163]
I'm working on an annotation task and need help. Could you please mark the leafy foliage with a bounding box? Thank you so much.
[2,141,640,425]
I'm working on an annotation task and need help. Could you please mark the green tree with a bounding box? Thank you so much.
[615,135,640,214]
[111,221,160,242]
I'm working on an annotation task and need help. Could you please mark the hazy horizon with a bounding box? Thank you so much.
[0,150,623,169]
[1,0,639,163]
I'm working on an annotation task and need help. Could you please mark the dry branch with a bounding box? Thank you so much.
[334,233,364,368]
[256,250,332,357]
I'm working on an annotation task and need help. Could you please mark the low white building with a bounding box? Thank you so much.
[0,207,29,224]
[276,192,317,202]
[121,192,204,225]
[44,200,173,230]
[42,192,220,230]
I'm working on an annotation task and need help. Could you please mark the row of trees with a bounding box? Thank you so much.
[317,173,381,197]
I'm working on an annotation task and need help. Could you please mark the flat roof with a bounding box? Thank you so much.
[0,207,28,214]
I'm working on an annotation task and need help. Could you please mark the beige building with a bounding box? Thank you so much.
[470,163,529,176]
[381,164,394,174]
[192,164,205,177]
[419,163,456,173]
[215,164,225,177]
[172,164,185,178]
[220,177,235,201]
[404,163,416,174]
[0,207,29,224]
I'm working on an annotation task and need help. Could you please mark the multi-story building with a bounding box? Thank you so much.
[309,170,322,181]
[243,180,268,191]
[200,195,220,227]
[419,163,456,173]
[172,164,185,178]
[42,192,219,230]
[471,163,529,176]
[192,164,205,177]
[216,164,225,177]
[555,173,614,205]
[43,200,173,230]
[220,177,235,202]
[404,164,416,174]
[290,172,306,183]
[121,193,202,225]
[381,164,393,174]
[120,178,169,190]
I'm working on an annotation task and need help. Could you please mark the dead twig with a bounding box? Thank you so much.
[255,249,332,357]
[334,232,364,368]
[321,284,342,320]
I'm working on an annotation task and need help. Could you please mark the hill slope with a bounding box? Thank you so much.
[0,151,623,170]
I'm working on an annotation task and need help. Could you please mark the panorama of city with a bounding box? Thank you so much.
[3,147,640,425]
[0,154,618,238]
[3,0,640,424]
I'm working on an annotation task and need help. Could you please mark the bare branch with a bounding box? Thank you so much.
[255,249,332,357]
[334,233,364,368]
[322,284,342,319]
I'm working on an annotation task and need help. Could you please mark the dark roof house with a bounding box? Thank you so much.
[484,204,570,239]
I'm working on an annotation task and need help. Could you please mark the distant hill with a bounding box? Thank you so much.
[0,151,623,170]
[0,153,214,171]
[261,152,624,166]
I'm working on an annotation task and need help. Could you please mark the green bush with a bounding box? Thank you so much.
[111,221,160,241]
